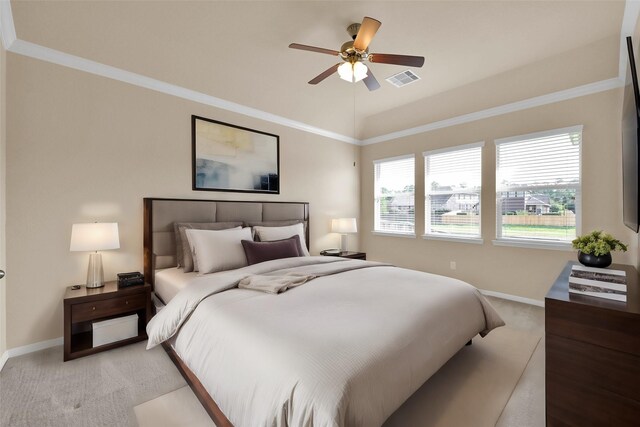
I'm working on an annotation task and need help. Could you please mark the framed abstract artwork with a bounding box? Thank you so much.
[191,115,280,194]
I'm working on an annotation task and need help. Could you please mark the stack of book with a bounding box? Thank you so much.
[568,264,627,302]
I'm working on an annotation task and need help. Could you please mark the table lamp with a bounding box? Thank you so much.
[331,218,357,252]
[70,222,120,288]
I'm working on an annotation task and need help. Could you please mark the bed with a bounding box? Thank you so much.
[143,198,504,427]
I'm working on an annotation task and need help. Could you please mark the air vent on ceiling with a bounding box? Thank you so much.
[385,70,421,88]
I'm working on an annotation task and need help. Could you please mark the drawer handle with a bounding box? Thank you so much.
[126,301,129,305]
[92,306,96,311]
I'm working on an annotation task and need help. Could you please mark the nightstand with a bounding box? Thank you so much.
[320,250,366,260]
[63,281,152,361]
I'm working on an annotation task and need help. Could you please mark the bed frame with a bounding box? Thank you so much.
[143,197,310,426]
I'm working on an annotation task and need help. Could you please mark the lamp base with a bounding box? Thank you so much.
[86,252,105,288]
[340,234,348,252]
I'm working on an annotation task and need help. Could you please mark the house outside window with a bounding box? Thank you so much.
[373,155,415,236]
[494,126,582,248]
[424,142,483,242]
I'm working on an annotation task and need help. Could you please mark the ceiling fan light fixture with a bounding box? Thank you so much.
[338,61,368,83]
[353,61,368,82]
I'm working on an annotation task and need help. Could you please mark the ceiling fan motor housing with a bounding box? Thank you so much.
[340,40,369,62]
[346,23,361,40]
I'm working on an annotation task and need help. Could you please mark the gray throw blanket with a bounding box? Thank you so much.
[238,273,316,294]
[238,260,393,294]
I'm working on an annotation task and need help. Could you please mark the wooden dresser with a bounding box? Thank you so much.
[545,261,640,426]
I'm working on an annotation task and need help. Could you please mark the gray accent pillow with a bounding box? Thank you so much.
[247,220,308,246]
[246,220,306,229]
[241,235,303,266]
[174,222,243,271]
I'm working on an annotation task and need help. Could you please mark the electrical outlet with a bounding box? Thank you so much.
[450,261,457,270]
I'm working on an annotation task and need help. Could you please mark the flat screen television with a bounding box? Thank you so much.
[622,36,640,232]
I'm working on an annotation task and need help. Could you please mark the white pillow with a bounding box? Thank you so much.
[185,227,252,274]
[184,226,241,272]
[253,223,310,256]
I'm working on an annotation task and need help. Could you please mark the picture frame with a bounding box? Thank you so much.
[191,115,280,194]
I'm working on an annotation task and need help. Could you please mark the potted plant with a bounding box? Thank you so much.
[571,230,628,268]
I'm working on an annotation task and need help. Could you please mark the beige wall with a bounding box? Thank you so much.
[361,89,637,301]
[5,53,360,349]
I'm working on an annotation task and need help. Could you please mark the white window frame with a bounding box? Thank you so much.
[492,125,582,251]
[422,141,484,244]
[372,154,416,237]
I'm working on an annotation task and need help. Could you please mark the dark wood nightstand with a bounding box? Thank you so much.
[320,250,366,260]
[63,281,152,361]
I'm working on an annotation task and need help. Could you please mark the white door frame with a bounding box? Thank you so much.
[0,44,7,368]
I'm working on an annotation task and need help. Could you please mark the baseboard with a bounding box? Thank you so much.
[0,350,8,371]
[480,289,545,308]
[0,336,63,371]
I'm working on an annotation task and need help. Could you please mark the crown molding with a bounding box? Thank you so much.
[361,0,639,146]
[8,39,358,144]
[0,1,638,148]
[360,78,623,145]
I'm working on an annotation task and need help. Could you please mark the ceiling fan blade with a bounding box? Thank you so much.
[369,53,425,67]
[308,63,341,85]
[289,43,339,56]
[363,69,381,91]
[353,17,381,51]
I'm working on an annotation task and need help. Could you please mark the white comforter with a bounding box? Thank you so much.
[147,256,504,427]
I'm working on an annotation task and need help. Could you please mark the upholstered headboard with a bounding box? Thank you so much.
[143,198,310,288]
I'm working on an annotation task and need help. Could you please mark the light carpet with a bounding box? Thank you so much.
[135,386,215,427]
[0,342,186,427]
[134,326,540,427]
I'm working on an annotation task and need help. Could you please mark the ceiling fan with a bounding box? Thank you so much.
[289,16,425,91]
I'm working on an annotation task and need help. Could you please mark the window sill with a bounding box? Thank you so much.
[371,231,416,238]
[492,238,573,251]
[422,234,484,244]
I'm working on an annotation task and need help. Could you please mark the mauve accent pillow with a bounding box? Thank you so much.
[174,222,242,271]
[241,235,303,266]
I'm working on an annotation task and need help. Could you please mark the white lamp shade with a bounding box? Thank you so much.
[338,62,353,82]
[332,218,358,234]
[70,222,120,252]
[352,62,368,82]
[338,62,368,83]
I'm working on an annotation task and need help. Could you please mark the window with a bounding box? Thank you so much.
[374,155,415,235]
[424,142,483,240]
[495,126,582,246]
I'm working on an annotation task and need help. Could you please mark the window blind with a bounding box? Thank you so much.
[496,128,581,191]
[495,126,581,242]
[374,155,415,234]
[424,143,482,237]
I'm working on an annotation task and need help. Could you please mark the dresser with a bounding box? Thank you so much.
[545,261,640,426]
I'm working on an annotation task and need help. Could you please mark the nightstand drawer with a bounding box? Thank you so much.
[71,293,146,323]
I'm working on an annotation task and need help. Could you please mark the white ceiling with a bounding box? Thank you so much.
[11,1,626,138]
